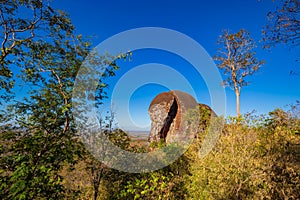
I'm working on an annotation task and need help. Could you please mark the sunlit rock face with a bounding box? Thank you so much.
[148,90,202,144]
[148,95,178,143]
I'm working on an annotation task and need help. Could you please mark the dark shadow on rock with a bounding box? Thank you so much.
[159,98,178,142]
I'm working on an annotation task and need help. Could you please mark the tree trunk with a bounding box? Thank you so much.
[235,90,241,118]
[92,163,103,200]
[94,186,99,200]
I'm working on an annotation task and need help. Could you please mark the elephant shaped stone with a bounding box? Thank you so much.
[148,90,214,144]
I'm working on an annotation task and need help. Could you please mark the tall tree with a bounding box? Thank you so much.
[263,0,300,48]
[0,39,126,199]
[0,0,129,199]
[0,20,89,200]
[214,29,264,117]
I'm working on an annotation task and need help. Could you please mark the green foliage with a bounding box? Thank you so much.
[119,156,190,200]
[0,1,130,199]
[3,99,297,200]
[0,1,84,198]
[119,172,172,200]
[149,139,166,149]
[0,0,77,102]
[185,106,300,200]
[84,115,132,200]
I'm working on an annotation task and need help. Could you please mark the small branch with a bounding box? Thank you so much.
[51,69,70,133]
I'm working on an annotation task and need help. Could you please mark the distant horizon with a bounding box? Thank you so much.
[126,130,150,141]
[126,130,150,133]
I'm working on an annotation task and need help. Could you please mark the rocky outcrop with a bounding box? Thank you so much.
[148,90,213,144]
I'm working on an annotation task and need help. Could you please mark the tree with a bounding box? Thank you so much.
[0,39,126,199]
[262,0,300,74]
[0,27,89,200]
[214,29,264,118]
[263,0,300,48]
[0,0,77,101]
[86,110,131,200]
[0,1,84,198]
[0,1,129,199]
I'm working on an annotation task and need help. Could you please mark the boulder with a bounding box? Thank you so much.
[148,90,209,144]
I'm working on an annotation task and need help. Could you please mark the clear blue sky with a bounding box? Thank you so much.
[50,0,299,131]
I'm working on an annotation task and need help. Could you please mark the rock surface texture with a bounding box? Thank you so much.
[148,90,213,144]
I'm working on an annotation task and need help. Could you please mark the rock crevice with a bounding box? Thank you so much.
[148,90,212,144]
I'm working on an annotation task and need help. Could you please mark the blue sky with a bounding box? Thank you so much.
[50,0,299,131]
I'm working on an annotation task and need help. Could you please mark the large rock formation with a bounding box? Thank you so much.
[148,90,210,144]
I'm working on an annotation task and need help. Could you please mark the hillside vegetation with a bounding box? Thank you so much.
[2,105,297,200]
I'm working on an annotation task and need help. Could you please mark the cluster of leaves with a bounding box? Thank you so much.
[0,0,78,102]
